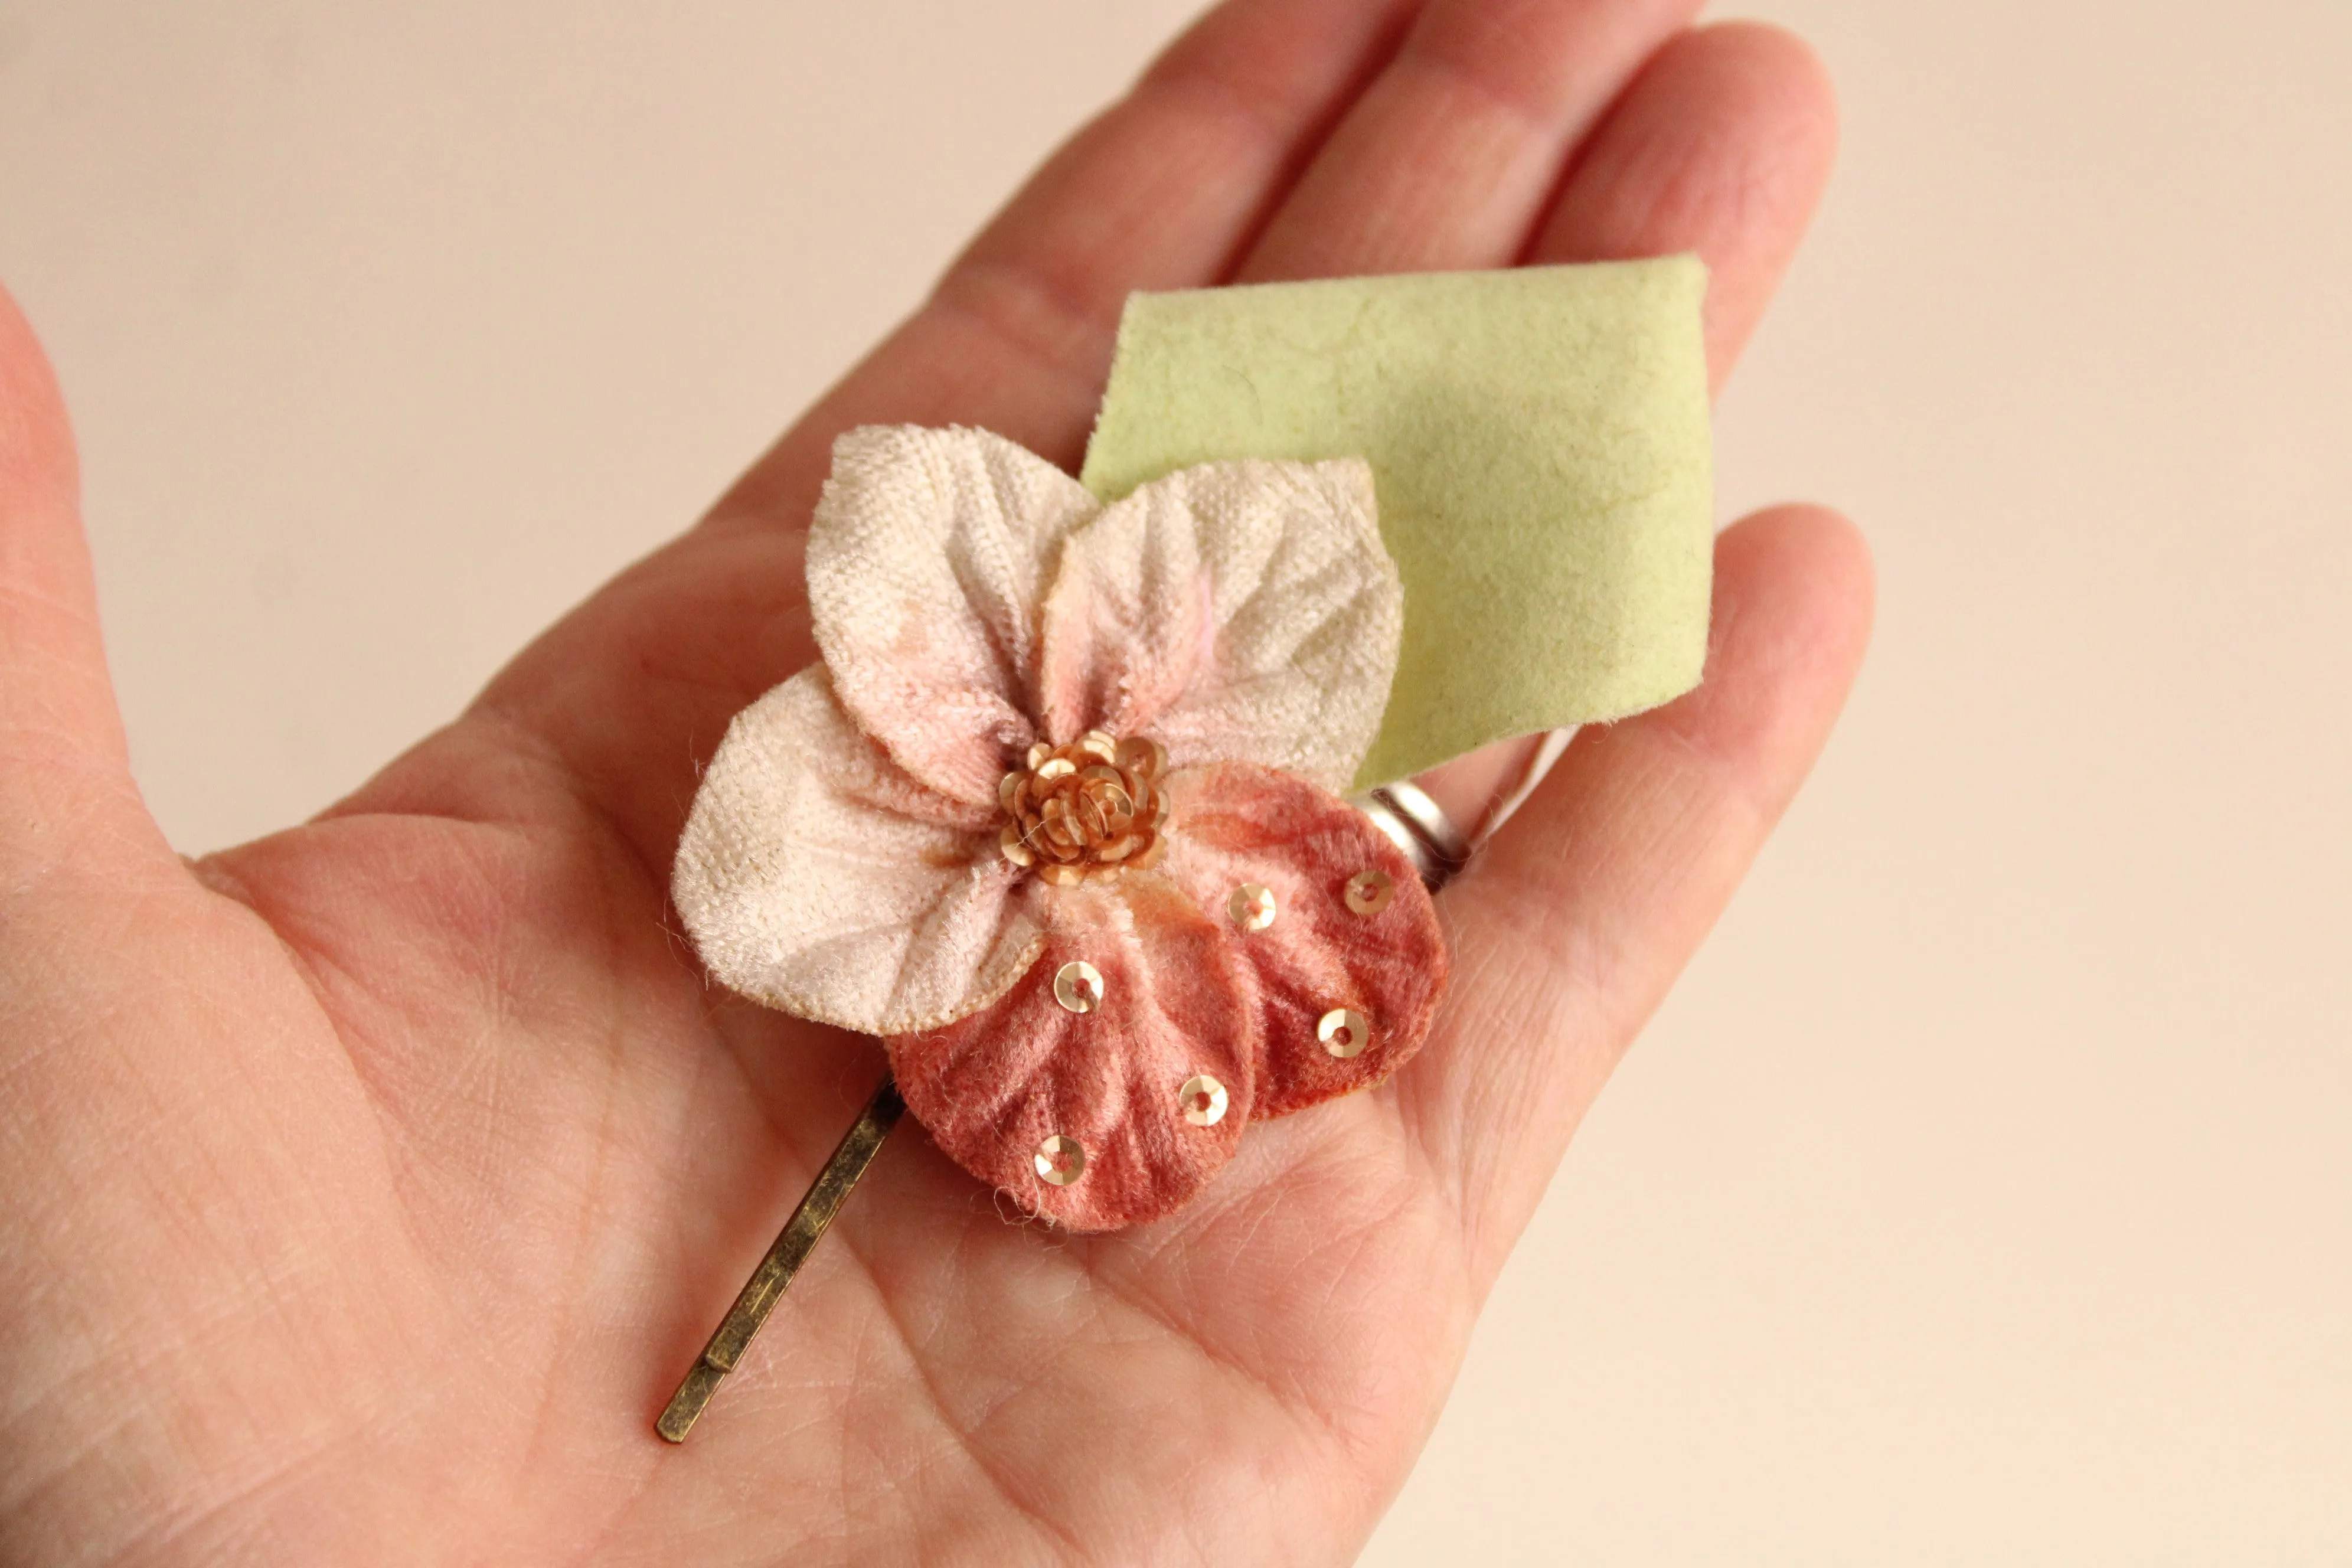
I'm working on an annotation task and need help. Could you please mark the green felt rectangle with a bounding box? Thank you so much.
[1080,257,1714,789]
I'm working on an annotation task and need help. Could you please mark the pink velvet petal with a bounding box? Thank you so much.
[1157,763,1448,1118]
[887,878,1261,1231]
[807,425,1103,807]
[1035,458,1401,795]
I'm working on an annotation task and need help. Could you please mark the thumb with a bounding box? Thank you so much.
[0,282,164,872]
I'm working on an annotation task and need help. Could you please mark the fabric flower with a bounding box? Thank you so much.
[673,425,1449,1230]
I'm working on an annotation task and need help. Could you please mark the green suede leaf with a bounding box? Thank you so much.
[1080,257,1713,788]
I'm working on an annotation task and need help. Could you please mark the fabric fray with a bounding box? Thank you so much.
[674,425,1449,1230]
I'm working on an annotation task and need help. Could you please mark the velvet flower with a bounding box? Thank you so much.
[673,426,1448,1230]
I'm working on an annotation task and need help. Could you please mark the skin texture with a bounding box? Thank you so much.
[0,2,1870,1564]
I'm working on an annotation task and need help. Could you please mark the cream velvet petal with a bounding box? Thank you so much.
[672,667,1047,1035]
[806,424,1105,808]
[1035,457,1400,796]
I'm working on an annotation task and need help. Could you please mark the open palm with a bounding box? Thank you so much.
[0,1,1870,1562]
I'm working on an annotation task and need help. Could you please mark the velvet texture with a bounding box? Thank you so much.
[674,426,1448,1229]
[892,763,1446,1230]
[670,667,1043,1033]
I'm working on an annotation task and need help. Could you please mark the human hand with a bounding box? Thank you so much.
[0,1,1868,1562]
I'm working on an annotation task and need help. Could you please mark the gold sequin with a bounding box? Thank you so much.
[1344,868,1395,915]
[1035,1134,1086,1185]
[1114,735,1168,779]
[1318,1008,1371,1059]
[1226,883,1277,932]
[1178,1074,1229,1127]
[1054,961,1105,1014]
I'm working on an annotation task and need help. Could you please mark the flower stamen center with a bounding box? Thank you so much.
[998,731,1170,886]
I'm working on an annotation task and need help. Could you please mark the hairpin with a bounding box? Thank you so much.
[655,257,1716,1440]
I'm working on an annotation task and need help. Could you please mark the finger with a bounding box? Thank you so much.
[0,284,164,876]
[1239,0,1703,280]
[1531,19,1840,392]
[1409,19,1841,832]
[729,0,1426,508]
[423,0,1425,855]
[1406,505,1875,1282]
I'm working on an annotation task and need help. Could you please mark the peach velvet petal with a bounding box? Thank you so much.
[887,878,1262,1231]
[1035,458,1402,795]
[671,667,1048,1035]
[1158,763,1448,1118]
[806,425,1102,807]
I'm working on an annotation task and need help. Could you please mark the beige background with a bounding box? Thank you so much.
[2,1,2346,1560]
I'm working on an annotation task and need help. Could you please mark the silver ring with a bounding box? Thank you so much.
[1353,781,1471,892]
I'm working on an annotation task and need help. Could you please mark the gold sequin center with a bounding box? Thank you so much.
[1178,1073,1229,1127]
[999,731,1169,887]
[1226,884,1277,932]
[1053,961,1105,1014]
[1035,1134,1086,1185]
[1318,1008,1371,1060]
[1344,868,1394,915]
